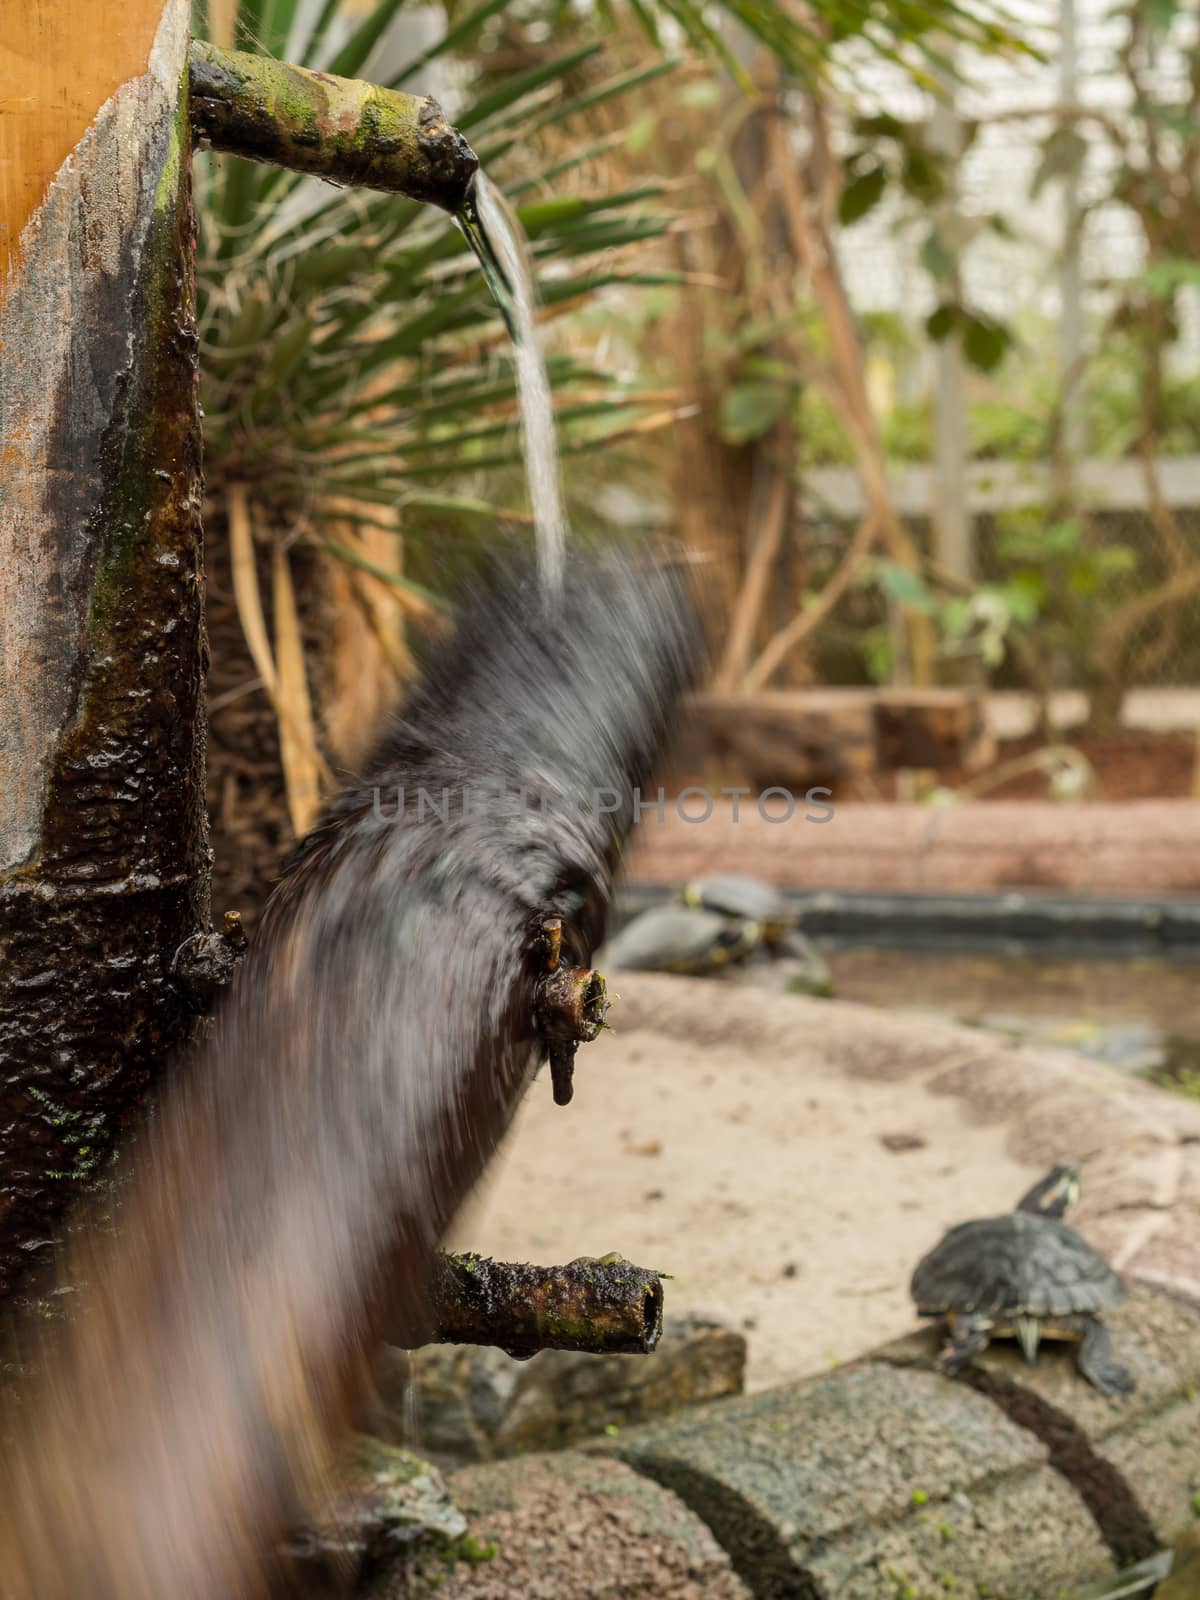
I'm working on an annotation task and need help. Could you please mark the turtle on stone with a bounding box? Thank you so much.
[910,1163,1135,1397]
[599,903,761,976]
[680,873,831,994]
[680,873,794,941]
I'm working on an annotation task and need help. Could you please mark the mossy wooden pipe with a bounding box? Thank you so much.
[417,1252,667,1357]
[188,39,479,212]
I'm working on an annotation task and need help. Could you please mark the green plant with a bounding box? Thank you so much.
[196,4,690,587]
[466,0,1029,86]
[988,513,1137,695]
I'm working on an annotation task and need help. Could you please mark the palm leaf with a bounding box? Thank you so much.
[261,0,301,58]
[324,0,408,79]
[297,0,341,66]
[387,0,511,89]
[461,44,605,130]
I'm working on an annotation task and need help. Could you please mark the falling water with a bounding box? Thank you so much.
[403,1376,422,1452]
[458,173,566,598]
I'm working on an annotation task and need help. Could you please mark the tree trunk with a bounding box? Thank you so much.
[0,0,207,1301]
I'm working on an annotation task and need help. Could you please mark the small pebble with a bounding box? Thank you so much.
[625,1138,662,1158]
[880,1132,927,1153]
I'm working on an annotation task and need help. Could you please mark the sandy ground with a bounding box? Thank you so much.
[449,986,1042,1393]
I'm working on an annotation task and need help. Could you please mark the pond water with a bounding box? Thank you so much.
[827,945,1200,1097]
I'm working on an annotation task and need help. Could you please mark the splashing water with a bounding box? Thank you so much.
[458,173,566,598]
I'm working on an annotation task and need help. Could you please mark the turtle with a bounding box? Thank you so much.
[680,873,795,943]
[680,873,832,993]
[598,904,761,975]
[910,1162,1135,1397]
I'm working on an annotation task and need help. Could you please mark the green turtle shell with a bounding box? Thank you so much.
[601,904,760,974]
[911,1211,1126,1321]
[684,873,794,928]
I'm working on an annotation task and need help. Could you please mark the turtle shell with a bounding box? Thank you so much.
[911,1211,1126,1321]
[601,905,759,974]
[685,873,794,928]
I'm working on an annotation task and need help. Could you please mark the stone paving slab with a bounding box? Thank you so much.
[881,1287,1200,1552]
[607,1363,1113,1600]
[804,1469,1114,1600]
[361,1452,751,1600]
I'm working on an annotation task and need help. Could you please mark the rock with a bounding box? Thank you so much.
[358,1451,751,1599]
[609,1360,1114,1599]
[717,932,834,998]
[287,1433,466,1592]
[372,1316,746,1468]
[879,1132,927,1153]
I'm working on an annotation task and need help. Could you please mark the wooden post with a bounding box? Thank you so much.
[0,0,206,1299]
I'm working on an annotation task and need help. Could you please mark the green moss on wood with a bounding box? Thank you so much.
[420,1251,666,1356]
[188,39,478,212]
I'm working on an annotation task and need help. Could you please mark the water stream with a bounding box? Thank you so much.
[457,173,567,599]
